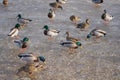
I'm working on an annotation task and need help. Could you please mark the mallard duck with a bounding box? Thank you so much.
[76,19,90,30]
[14,37,29,52]
[48,9,55,21]
[65,31,80,42]
[56,0,67,4]
[17,14,32,26]
[18,53,46,63]
[60,41,82,53]
[92,0,103,7]
[70,15,81,24]
[101,9,113,23]
[21,37,29,52]
[49,1,63,10]
[8,23,20,38]
[3,0,8,6]
[42,25,60,39]
[87,29,106,40]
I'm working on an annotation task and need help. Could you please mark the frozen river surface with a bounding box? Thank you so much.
[0,0,120,80]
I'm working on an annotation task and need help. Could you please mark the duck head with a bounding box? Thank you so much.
[17,14,22,18]
[15,23,20,29]
[76,42,82,46]
[22,37,29,43]
[87,33,92,39]
[38,56,45,62]
[43,25,49,30]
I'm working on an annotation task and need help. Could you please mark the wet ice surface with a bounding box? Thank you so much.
[0,0,120,80]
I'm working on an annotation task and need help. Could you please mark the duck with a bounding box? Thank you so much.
[101,9,113,23]
[49,1,63,10]
[48,9,56,21]
[65,31,80,42]
[14,37,30,52]
[8,23,21,38]
[18,53,46,64]
[87,29,106,40]
[60,41,82,53]
[56,0,67,4]
[76,19,90,31]
[3,0,8,6]
[70,15,81,24]
[92,0,103,7]
[42,25,60,39]
[16,14,32,26]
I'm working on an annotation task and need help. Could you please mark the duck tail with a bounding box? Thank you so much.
[60,40,64,45]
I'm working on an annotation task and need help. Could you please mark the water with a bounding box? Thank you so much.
[0,0,120,80]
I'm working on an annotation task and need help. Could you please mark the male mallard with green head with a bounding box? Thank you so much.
[48,9,56,21]
[14,37,30,52]
[17,14,32,26]
[8,23,21,38]
[101,9,113,23]
[20,37,29,52]
[87,29,106,40]
[76,19,90,31]
[70,15,81,24]
[18,53,46,64]
[65,31,80,42]
[42,25,60,39]
[60,41,82,53]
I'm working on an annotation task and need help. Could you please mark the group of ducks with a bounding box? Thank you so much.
[8,14,46,75]
[6,0,114,77]
[45,0,114,53]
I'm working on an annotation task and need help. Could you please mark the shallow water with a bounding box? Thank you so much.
[0,0,120,80]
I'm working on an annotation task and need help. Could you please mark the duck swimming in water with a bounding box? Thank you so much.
[17,14,32,27]
[87,29,106,40]
[18,53,46,64]
[8,23,21,39]
[42,25,60,39]
[49,1,63,10]
[65,31,80,42]
[76,19,90,31]
[48,9,56,21]
[101,9,113,23]
[14,37,30,52]
[70,15,81,24]
[60,41,82,53]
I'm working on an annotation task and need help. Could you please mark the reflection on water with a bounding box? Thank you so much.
[16,63,46,80]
